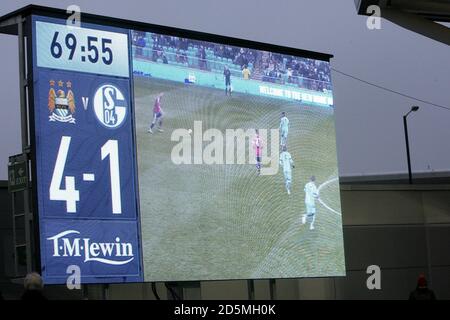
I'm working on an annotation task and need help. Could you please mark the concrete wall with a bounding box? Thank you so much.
[1,184,449,299]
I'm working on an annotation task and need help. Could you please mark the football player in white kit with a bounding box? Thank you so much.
[279,145,294,194]
[303,176,319,230]
[279,112,289,148]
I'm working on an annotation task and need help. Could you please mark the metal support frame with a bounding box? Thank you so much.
[8,15,34,279]
[355,0,450,46]
[18,15,34,276]
[10,153,29,277]
[382,7,450,46]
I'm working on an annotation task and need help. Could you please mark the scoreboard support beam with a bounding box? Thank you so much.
[82,284,89,300]
[17,17,29,276]
[8,15,35,279]
[101,284,110,300]
[269,279,277,300]
[18,15,35,276]
[247,280,255,300]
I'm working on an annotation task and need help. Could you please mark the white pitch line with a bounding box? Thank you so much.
[317,177,341,216]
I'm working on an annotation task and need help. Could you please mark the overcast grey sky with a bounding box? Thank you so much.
[0,0,449,180]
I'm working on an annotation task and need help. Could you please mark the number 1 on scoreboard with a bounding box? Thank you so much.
[101,139,122,214]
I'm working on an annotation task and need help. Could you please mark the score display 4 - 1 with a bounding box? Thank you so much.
[50,136,122,214]
[50,31,113,65]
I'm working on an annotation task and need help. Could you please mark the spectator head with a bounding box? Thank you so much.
[24,272,44,291]
[282,145,287,152]
[417,274,428,289]
[310,176,316,182]
[281,112,286,117]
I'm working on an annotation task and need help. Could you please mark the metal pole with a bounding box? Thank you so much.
[424,219,433,288]
[82,284,88,300]
[403,115,413,184]
[247,280,255,300]
[11,185,18,276]
[102,284,110,300]
[18,16,33,274]
[269,279,276,300]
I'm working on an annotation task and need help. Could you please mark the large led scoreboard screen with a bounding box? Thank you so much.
[31,14,345,284]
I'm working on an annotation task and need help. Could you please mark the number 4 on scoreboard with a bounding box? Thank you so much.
[49,136,122,214]
[49,136,79,213]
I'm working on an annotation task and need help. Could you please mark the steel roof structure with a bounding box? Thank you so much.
[355,0,450,45]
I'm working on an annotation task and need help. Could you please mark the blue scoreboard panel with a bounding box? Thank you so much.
[31,16,143,284]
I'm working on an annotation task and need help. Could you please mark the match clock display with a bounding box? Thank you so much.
[32,16,142,284]
[35,20,129,77]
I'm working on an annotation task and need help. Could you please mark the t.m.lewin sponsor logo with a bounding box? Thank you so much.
[47,230,134,265]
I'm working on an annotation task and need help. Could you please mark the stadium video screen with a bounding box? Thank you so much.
[132,32,344,281]
[30,13,344,284]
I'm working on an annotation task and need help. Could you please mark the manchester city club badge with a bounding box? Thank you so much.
[48,79,76,123]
